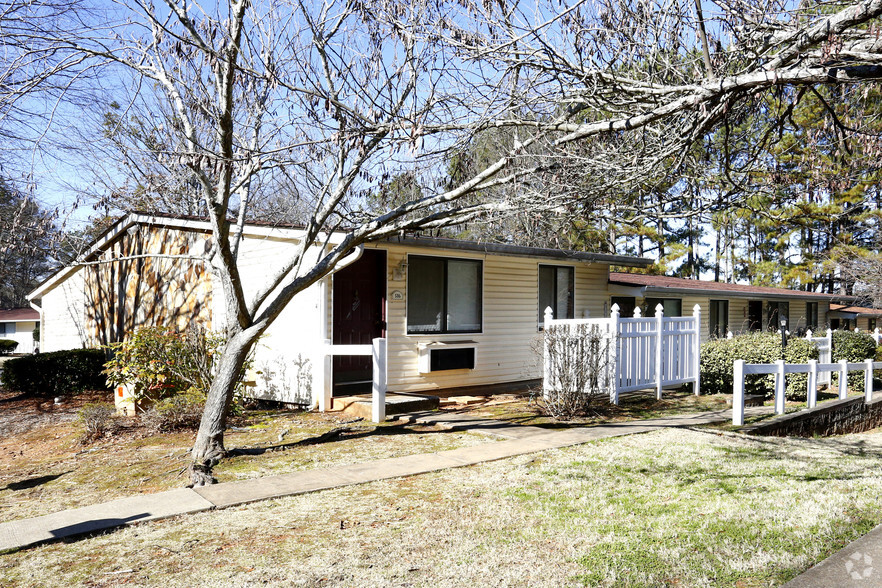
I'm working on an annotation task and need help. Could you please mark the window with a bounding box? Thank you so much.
[869,318,877,332]
[748,301,763,331]
[407,256,482,334]
[766,301,790,331]
[611,296,636,318]
[0,323,6,336]
[709,300,729,338]
[644,298,682,317]
[806,302,819,330]
[538,265,574,324]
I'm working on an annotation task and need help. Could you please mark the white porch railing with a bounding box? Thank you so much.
[318,337,387,422]
[805,329,833,385]
[732,358,882,426]
[543,303,701,405]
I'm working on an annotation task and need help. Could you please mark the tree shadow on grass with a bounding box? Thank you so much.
[225,422,463,458]
[4,471,71,491]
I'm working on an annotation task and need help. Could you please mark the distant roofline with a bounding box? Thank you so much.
[609,271,855,302]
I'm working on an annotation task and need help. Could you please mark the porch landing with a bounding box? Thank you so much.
[330,393,440,419]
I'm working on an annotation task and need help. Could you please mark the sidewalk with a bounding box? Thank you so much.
[0,407,765,552]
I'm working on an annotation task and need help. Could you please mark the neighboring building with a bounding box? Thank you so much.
[28,212,863,407]
[608,273,849,342]
[0,308,39,354]
[27,213,651,406]
[829,304,882,332]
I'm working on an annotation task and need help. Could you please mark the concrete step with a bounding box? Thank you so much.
[333,393,440,420]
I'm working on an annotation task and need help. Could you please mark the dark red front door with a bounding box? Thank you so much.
[332,249,386,396]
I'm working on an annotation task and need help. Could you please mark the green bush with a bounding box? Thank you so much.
[0,339,18,355]
[701,332,819,399]
[104,325,250,404]
[0,349,107,396]
[832,330,878,389]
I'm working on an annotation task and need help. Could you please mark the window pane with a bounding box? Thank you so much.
[407,257,444,333]
[447,260,481,331]
[538,266,555,323]
[665,299,682,317]
[556,268,574,319]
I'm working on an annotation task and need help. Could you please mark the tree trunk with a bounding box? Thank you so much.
[189,331,255,486]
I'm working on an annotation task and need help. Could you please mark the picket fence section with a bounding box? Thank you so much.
[731,358,882,426]
[543,303,701,405]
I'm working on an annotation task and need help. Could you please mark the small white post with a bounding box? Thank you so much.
[733,359,745,426]
[371,338,387,423]
[655,303,664,400]
[543,307,553,399]
[726,330,733,340]
[319,338,333,412]
[807,359,818,409]
[839,359,848,400]
[875,327,881,345]
[611,303,621,405]
[693,304,702,396]
[775,359,786,415]
[865,359,874,403]
[805,329,813,340]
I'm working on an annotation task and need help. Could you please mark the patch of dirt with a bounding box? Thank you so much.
[0,389,109,438]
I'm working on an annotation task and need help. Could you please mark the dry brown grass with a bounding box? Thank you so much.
[0,390,491,522]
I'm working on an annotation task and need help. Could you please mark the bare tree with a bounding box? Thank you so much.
[8,0,882,483]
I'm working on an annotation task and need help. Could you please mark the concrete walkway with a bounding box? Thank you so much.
[783,523,882,586]
[0,407,765,552]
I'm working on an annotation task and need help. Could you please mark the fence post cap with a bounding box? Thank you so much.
[655,303,664,317]
[805,329,813,338]
[544,306,554,323]
[610,303,620,316]
[633,307,642,318]
[693,303,701,313]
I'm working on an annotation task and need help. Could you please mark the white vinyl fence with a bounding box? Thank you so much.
[805,329,833,385]
[543,303,701,404]
[732,358,882,426]
[869,328,882,345]
[317,337,387,422]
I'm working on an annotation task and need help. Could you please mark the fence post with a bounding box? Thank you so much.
[655,303,664,400]
[807,359,818,409]
[371,338,387,423]
[319,338,333,412]
[733,359,745,426]
[543,307,553,400]
[839,359,848,400]
[775,359,786,415]
[875,328,881,345]
[611,303,621,405]
[865,359,874,404]
[693,304,702,396]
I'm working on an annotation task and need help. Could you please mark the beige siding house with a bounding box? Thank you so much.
[0,308,39,354]
[829,304,882,333]
[608,273,843,343]
[27,213,650,407]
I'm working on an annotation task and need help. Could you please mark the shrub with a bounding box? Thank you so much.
[541,323,613,419]
[701,332,819,399]
[832,330,878,389]
[0,339,18,355]
[0,349,107,396]
[140,390,205,432]
[78,402,117,442]
[103,326,232,403]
